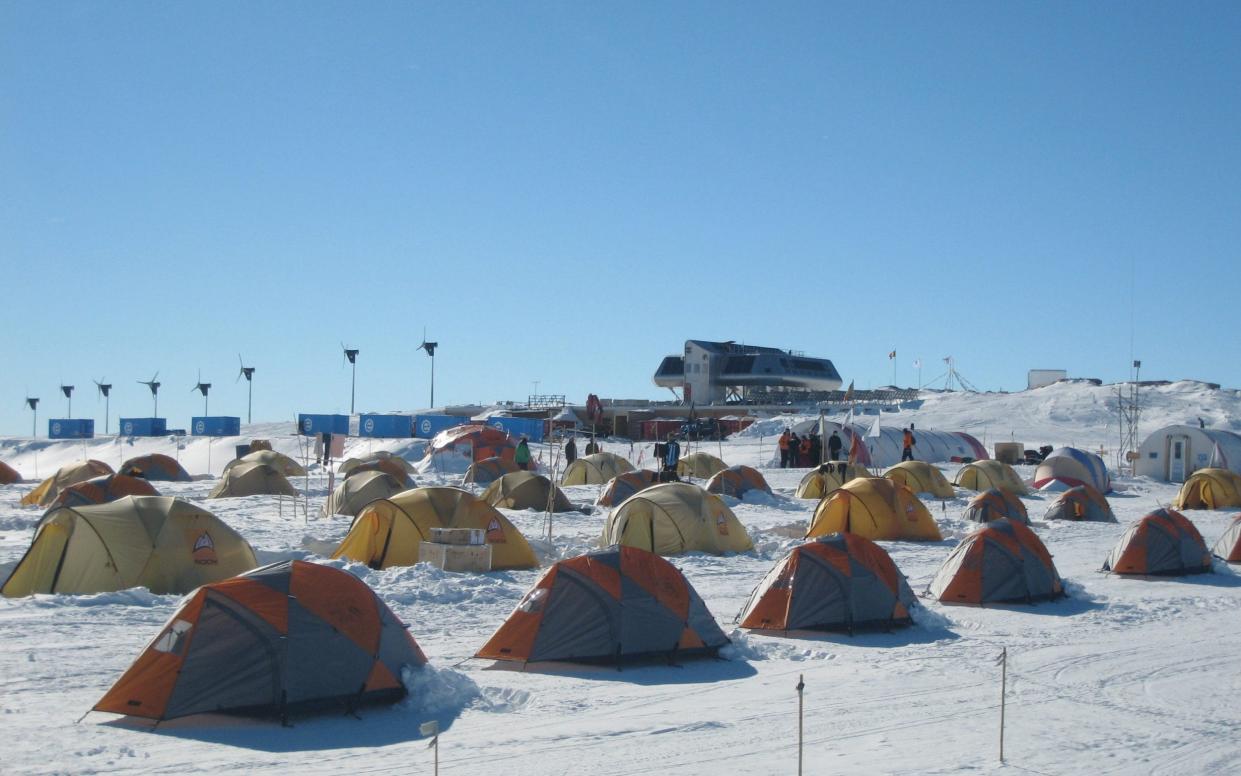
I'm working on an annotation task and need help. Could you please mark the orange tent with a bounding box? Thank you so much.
[0,461,21,485]
[430,425,515,464]
[93,560,426,721]
[1103,509,1212,576]
[705,465,772,499]
[962,489,1029,525]
[119,453,192,482]
[738,533,915,632]
[1043,484,1115,522]
[51,474,159,508]
[21,460,114,507]
[1211,515,1241,563]
[476,545,728,665]
[927,518,1064,605]
[596,470,660,507]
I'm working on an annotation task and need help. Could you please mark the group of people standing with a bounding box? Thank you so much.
[778,428,844,468]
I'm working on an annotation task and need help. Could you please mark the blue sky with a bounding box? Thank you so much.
[2,2,1239,435]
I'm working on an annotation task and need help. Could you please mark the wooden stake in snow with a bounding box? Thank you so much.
[999,647,1007,763]
[797,673,805,776]
[421,720,439,775]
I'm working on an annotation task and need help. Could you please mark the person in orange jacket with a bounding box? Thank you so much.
[799,435,812,467]
[902,427,916,461]
[778,429,791,468]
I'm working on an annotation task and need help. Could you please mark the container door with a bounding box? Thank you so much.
[1168,436,1189,483]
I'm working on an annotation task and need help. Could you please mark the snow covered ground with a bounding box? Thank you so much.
[1,381,1240,774]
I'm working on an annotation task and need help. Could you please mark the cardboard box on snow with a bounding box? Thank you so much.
[430,527,485,545]
[420,542,492,572]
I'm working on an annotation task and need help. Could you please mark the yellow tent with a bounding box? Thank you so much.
[21,460,114,507]
[319,470,407,518]
[806,477,942,541]
[953,460,1028,495]
[332,487,537,570]
[2,496,257,597]
[481,471,574,512]
[883,461,955,499]
[601,482,753,555]
[561,452,635,485]
[207,462,299,499]
[795,463,871,499]
[224,450,306,478]
[1174,468,1241,510]
[677,452,727,479]
[338,451,414,477]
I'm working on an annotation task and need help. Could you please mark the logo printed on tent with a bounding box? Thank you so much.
[716,513,729,535]
[191,531,218,565]
[486,518,506,543]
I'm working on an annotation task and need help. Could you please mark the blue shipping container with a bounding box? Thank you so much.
[360,414,414,438]
[487,416,545,442]
[414,414,470,439]
[48,418,94,439]
[297,413,350,437]
[192,416,242,436]
[120,417,168,437]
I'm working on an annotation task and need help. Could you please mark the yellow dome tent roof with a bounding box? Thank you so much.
[601,482,753,556]
[795,464,871,499]
[319,470,407,518]
[883,461,955,499]
[677,452,727,479]
[1174,468,1241,510]
[2,496,257,597]
[953,459,1029,495]
[224,450,306,478]
[561,452,634,485]
[332,486,537,570]
[806,477,942,542]
[207,462,299,499]
[21,459,115,507]
[482,471,574,512]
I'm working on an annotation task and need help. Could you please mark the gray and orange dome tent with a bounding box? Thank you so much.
[794,463,871,500]
[883,461,955,499]
[963,488,1029,525]
[738,533,915,633]
[1102,508,1212,576]
[705,465,772,499]
[50,473,159,508]
[481,471,574,512]
[21,459,114,507]
[2,496,257,597]
[1043,484,1115,522]
[596,470,659,507]
[93,560,426,722]
[927,518,1064,605]
[1212,515,1241,563]
[953,459,1028,495]
[1173,468,1241,510]
[463,456,521,485]
[805,478,942,542]
[561,452,634,485]
[602,482,753,556]
[430,424,516,464]
[119,453,192,482]
[332,487,537,570]
[476,545,728,666]
[0,460,21,485]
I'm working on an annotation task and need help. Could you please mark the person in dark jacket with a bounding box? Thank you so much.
[788,432,801,467]
[828,431,843,461]
[564,436,577,464]
[808,433,822,466]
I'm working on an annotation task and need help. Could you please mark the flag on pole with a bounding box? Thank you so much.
[1209,442,1227,469]
[912,359,922,369]
[888,351,896,360]
[867,416,881,438]
[847,429,862,464]
[843,380,855,402]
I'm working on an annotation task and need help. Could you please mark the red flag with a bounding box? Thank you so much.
[842,380,855,402]
[847,430,861,464]
[888,350,896,359]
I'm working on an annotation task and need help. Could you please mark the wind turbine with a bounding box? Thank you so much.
[60,384,74,418]
[192,371,211,416]
[342,344,359,414]
[94,379,112,434]
[237,355,255,424]
[418,330,438,408]
[138,372,161,417]
[25,397,38,437]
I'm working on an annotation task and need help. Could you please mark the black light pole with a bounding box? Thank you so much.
[25,397,38,437]
[419,336,438,408]
[95,380,112,433]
